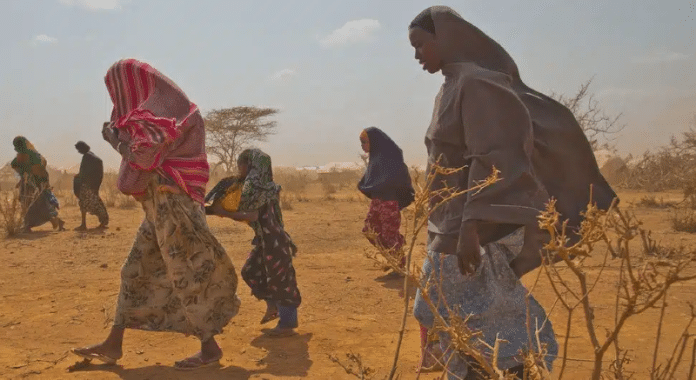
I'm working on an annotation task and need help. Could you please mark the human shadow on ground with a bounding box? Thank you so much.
[374,272,417,299]
[67,332,314,379]
[73,227,108,236]
[11,230,52,240]
[249,331,313,377]
[68,362,252,380]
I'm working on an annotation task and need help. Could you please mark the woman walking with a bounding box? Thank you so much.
[407,6,615,378]
[71,59,240,370]
[358,127,415,272]
[11,136,65,232]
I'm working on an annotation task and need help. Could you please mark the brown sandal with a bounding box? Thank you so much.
[260,310,279,324]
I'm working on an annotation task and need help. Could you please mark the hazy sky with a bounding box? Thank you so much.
[2,0,695,170]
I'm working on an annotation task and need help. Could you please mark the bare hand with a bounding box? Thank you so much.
[101,122,119,148]
[456,220,481,275]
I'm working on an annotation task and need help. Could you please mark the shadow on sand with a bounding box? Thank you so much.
[374,272,417,299]
[67,332,314,380]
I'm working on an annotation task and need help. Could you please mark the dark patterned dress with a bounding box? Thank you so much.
[241,203,301,308]
[78,183,109,226]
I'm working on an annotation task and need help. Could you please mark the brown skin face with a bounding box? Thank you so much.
[408,27,442,74]
[238,162,249,178]
[360,135,370,153]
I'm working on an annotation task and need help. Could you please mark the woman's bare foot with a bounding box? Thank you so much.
[71,343,123,364]
[174,338,222,370]
[74,225,87,231]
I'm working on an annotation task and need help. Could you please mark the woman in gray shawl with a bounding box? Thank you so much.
[408,6,616,379]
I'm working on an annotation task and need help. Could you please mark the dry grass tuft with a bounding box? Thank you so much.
[634,195,678,209]
[0,190,24,237]
[670,209,696,233]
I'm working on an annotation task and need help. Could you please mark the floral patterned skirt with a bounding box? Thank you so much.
[362,198,405,257]
[78,183,109,226]
[113,178,240,341]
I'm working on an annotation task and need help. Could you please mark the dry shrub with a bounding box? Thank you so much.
[280,193,293,210]
[622,122,696,192]
[100,171,120,208]
[537,199,696,380]
[274,168,311,195]
[635,195,678,209]
[322,181,337,197]
[670,209,696,233]
[117,194,137,209]
[0,190,24,236]
[318,169,363,192]
[102,189,117,208]
[335,162,696,380]
[55,189,78,208]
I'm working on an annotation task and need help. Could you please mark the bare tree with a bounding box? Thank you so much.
[204,106,279,173]
[552,78,625,151]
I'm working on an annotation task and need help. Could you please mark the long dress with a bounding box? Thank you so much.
[104,59,241,341]
[113,176,240,341]
[11,145,60,229]
[413,229,558,378]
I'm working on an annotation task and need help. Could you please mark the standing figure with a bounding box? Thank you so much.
[11,136,65,232]
[358,127,415,271]
[208,149,302,337]
[407,5,614,378]
[73,141,109,230]
[71,59,240,370]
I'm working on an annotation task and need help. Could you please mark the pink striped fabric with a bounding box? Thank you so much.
[105,59,209,204]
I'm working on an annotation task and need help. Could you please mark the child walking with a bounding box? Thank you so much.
[208,148,301,337]
[358,127,415,272]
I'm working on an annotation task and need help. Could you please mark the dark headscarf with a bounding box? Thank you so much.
[237,148,285,226]
[358,127,415,209]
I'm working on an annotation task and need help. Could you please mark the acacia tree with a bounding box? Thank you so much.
[204,106,278,173]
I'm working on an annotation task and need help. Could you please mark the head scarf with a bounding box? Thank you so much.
[237,149,284,224]
[11,136,48,184]
[358,127,415,209]
[411,6,617,273]
[13,136,37,154]
[409,6,520,78]
[104,58,209,203]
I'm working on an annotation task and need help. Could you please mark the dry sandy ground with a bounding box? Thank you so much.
[1,187,695,379]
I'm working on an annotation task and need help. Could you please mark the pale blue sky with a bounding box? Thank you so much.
[2,0,695,170]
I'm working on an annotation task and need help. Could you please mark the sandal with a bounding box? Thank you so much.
[260,310,279,324]
[70,347,118,365]
[174,354,221,371]
[260,301,279,324]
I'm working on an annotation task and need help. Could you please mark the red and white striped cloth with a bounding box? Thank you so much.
[105,59,209,204]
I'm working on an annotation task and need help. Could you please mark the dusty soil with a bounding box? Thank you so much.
[1,187,695,379]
